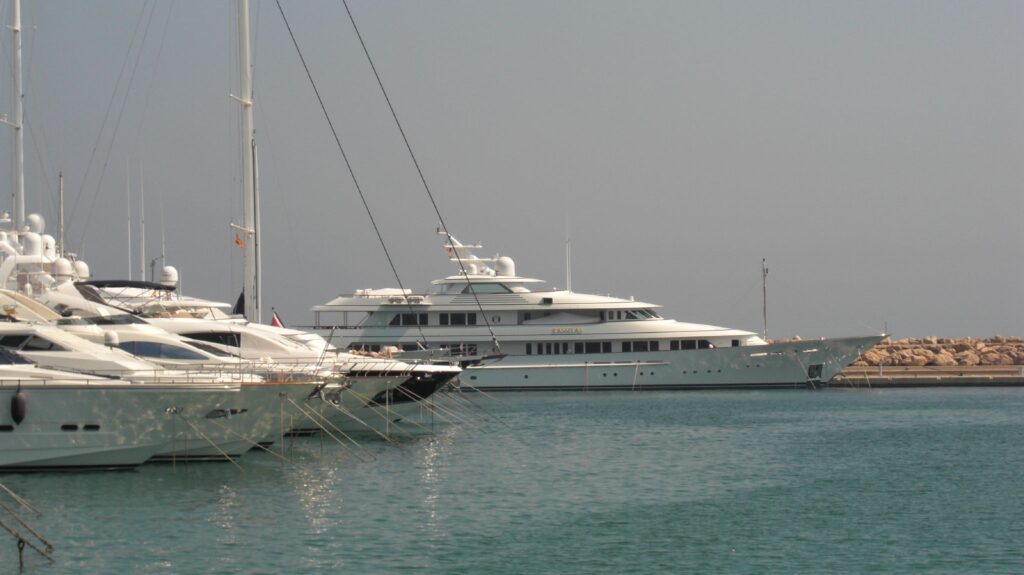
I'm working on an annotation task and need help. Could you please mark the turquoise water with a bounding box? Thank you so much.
[4,388,1024,574]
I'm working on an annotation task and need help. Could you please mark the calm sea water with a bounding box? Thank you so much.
[4,388,1024,574]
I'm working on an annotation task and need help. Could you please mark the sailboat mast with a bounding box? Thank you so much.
[139,165,145,281]
[238,0,259,323]
[11,0,24,231]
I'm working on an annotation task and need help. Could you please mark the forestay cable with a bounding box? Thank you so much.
[338,0,501,353]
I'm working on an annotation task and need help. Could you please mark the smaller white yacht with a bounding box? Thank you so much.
[309,233,882,391]
[0,348,244,470]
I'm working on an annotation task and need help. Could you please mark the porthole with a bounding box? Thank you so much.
[83,424,101,432]
[61,424,79,432]
[524,375,529,379]
[470,376,477,380]
[0,425,13,432]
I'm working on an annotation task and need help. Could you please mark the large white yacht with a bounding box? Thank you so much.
[309,233,882,391]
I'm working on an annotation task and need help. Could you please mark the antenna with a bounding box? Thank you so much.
[564,197,572,292]
[762,258,768,340]
[57,171,65,256]
[11,0,24,231]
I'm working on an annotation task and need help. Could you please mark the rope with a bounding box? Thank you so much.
[315,393,403,444]
[201,412,293,464]
[0,519,52,565]
[338,0,500,352]
[0,505,51,554]
[285,397,376,460]
[0,484,37,515]
[175,414,244,470]
[274,0,429,346]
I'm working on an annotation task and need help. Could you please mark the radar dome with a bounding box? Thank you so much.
[26,213,44,233]
[53,257,74,278]
[73,260,91,279]
[103,331,120,348]
[495,256,516,277]
[20,232,41,256]
[160,265,179,287]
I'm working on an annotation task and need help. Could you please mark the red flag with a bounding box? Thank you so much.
[270,311,284,328]
[235,234,245,249]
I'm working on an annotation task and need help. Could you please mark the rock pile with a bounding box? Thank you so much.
[850,336,1024,367]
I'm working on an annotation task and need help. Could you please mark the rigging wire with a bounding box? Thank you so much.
[273,0,430,346]
[72,0,156,255]
[337,0,500,353]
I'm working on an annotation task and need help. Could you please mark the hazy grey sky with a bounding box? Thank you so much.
[1,1,1021,338]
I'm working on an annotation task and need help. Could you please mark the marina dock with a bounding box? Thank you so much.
[830,365,1024,388]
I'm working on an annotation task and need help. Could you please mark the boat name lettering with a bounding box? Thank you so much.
[552,328,583,335]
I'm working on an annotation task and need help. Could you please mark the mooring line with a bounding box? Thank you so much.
[343,387,444,435]
[285,397,377,462]
[0,484,38,515]
[441,389,514,431]
[201,415,294,464]
[0,518,53,566]
[0,504,52,554]
[176,415,244,470]
[316,394,404,444]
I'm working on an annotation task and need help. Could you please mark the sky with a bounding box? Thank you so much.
[0,0,1021,338]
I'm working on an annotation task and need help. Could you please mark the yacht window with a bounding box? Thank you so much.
[183,332,242,348]
[574,342,584,354]
[698,340,712,349]
[584,342,601,354]
[650,341,660,352]
[55,317,89,325]
[537,343,544,355]
[88,314,147,325]
[526,343,532,355]
[451,313,466,326]
[188,341,237,358]
[119,341,206,361]
[670,340,680,351]
[624,311,641,320]
[602,342,612,353]
[545,343,552,354]
[523,312,532,322]
[732,339,740,347]
[681,340,697,350]
[562,343,569,354]
[469,313,477,325]
[617,311,622,320]
[21,336,67,352]
[462,283,510,294]
[440,313,449,325]
[0,335,29,349]
[633,341,648,352]
[599,311,605,321]
[622,341,632,353]
[0,348,30,364]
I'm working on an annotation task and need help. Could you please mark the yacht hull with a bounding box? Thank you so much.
[460,335,882,391]
[0,383,240,471]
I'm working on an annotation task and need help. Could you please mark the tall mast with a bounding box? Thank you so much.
[139,165,145,281]
[237,0,259,323]
[126,162,132,279]
[10,0,24,230]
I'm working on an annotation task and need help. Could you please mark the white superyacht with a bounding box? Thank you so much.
[310,233,882,391]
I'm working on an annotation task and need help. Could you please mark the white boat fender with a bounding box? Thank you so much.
[11,385,26,425]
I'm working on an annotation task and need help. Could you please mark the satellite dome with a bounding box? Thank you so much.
[53,257,74,277]
[26,213,44,234]
[160,265,179,287]
[73,260,91,280]
[495,256,515,277]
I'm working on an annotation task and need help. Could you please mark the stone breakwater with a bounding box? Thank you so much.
[849,336,1024,368]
